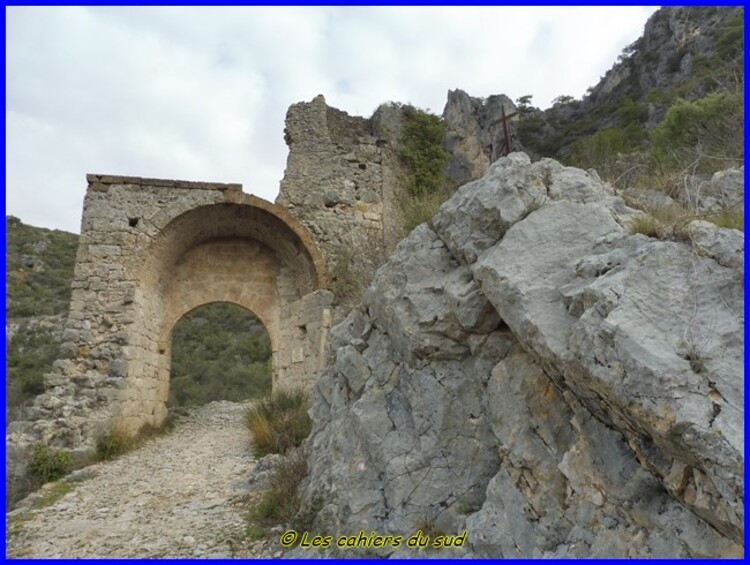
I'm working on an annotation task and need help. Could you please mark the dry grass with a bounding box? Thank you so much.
[628,214,660,238]
[245,389,312,457]
[250,448,309,525]
[705,207,744,231]
[627,198,743,241]
[95,416,175,462]
[398,185,454,234]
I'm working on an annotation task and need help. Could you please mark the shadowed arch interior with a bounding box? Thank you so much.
[111,196,332,435]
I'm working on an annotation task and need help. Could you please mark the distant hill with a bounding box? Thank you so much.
[6,215,79,318]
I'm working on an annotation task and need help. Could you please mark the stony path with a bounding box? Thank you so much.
[6,401,277,558]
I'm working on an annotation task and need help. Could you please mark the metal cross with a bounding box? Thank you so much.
[490,105,519,158]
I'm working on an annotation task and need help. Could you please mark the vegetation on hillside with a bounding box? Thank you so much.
[7,323,61,414]
[28,444,74,484]
[244,388,314,535]
[516,7,743,178]
[395,104,455,233]
[398,105,452,198]
[245,388,312,457]
[169,303,272,407]
[513,8,743,240]
[651,91,743,173]
[6,216,78,317]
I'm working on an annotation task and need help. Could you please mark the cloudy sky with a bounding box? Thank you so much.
[7,6,659,234]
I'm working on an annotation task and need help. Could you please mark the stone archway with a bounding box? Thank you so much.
[6,175,333,504]
[47,175,332,439]
[121,199,332,432]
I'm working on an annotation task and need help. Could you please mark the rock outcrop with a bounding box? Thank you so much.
[515,6,744,160]
[299,153,743,557]
[442,90,518,186]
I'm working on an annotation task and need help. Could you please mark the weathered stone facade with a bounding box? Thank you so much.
[7,175,332,502]
[7,93,521,505]
[7,95,421,504]
[276,95,407,282]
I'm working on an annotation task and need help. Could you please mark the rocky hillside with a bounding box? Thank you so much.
[296,153,743,557]
[443,6,743,178]
[6,216,79,318]
[6,217,78,416]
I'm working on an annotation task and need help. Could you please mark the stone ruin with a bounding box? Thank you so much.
[6,94,413,500]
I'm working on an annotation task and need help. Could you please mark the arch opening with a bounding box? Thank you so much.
[168,302,272,408]
[112,198,333,435]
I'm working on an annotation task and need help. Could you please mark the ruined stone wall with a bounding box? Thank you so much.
[276,95,407,293]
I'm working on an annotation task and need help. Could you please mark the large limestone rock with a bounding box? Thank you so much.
[300,153,743,557]
[676,167,745,215]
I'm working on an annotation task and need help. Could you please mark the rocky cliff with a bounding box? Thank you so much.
[445,7,743,167]
[298,153,743,557]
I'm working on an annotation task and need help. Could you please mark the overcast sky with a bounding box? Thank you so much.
[7,6,659,234]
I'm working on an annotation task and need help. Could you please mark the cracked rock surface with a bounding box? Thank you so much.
[300,153,743,557]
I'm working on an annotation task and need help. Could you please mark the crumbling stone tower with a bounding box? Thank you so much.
[276,94,408,279]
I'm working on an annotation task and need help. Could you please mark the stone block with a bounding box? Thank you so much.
[108,359,128,379]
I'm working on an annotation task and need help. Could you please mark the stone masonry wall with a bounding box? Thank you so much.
[276,95,407,297]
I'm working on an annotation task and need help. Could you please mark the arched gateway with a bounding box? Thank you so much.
[54,175,332,437]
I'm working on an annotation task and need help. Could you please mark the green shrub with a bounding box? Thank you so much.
[652,92,744,172]
[393,105,456,235]
[95,429,136,461]
[398,105,452,198]
[28,444,74,483]
[717,16,743,61]
[618,97,648,129]
[647,88,672,107]
[570,127,627,171]
[245,389,312,456]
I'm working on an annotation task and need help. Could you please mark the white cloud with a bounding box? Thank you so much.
[6,6,658,233]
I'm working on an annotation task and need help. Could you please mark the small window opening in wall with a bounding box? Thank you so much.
[297,324,307,338]
[358,163,367,170]
[128,217,140,227]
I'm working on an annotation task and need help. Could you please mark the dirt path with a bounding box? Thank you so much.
[6,401,277,558]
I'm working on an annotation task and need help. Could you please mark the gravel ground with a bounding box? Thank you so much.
[6,401,282,558]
